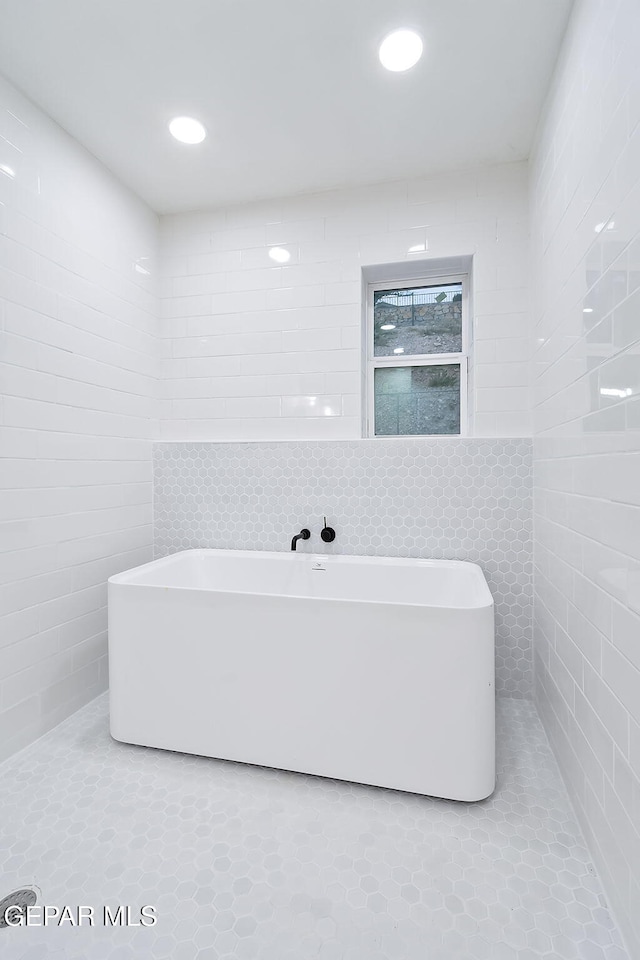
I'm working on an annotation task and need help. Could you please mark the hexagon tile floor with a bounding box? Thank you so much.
[0,696,629,960]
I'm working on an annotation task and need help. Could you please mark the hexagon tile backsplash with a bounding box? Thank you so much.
[154,439,533,697]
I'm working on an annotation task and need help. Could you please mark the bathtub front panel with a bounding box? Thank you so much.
[109,558,495,801]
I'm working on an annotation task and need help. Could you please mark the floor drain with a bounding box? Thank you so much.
[0,888,38,929]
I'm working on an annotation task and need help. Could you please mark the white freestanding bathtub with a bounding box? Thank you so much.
[108,550,495,801]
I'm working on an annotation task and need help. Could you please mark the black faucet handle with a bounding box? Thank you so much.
[321,517,336,543]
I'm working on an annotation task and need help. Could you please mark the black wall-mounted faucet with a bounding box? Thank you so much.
[291,528,311,551]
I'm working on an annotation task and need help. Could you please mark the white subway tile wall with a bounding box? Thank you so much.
[154,439,533,697]
[530,0,640,953]
[159,165,531,441]
[0,75,158,759]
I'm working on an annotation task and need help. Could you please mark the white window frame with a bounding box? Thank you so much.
[365,273,469,438]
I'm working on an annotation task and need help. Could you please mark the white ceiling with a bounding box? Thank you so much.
[0,0,573,214]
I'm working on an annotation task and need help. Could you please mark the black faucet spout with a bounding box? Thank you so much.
[291,528,311,551]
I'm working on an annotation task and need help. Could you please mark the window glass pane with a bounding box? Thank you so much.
[373,282,463,357]
[374,364,461,436]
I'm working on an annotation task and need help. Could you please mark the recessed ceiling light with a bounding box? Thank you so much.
[408,243,426,253]
[380,324,396,330]
[583,307,593,313]
[169,116,206,144]
[269,246,291,263]
[0,163,15,178]
[379,30,423,72]
[393,347,405,354]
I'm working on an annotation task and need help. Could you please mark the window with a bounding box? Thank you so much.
[365,276,468,436]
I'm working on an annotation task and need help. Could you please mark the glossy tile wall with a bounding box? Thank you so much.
[158,163,531,441]
[154,438,533,697]
[0,74,159,759]
[530,0,640,953]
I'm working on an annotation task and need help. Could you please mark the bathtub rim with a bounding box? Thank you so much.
[108,548,494,611]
